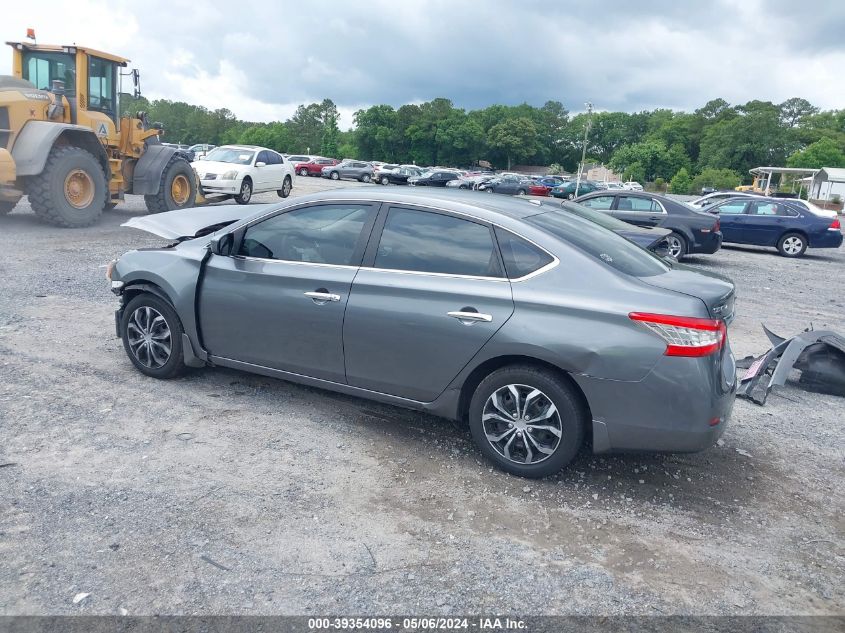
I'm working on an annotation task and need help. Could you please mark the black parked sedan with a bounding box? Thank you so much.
[380,166,423,185]
[574,191,722,259]
[481,175,533,196]
[408,170,461,187]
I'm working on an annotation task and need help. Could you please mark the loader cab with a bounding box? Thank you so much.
[11,42,126,134]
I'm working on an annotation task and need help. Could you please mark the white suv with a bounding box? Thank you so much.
[194,145,296,204]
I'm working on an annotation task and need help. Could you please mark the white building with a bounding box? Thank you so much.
[808,167,845,202]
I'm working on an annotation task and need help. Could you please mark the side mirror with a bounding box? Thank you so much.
[209,233,233,256]
[256,161,266,167]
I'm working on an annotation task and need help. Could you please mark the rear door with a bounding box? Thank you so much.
[744,200,792,246]
[611,195,665,227]
[711,200,750,243]
[343,205,514,401]
[198,202,379,382]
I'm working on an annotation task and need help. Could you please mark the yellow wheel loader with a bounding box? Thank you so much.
[0,40,197,227]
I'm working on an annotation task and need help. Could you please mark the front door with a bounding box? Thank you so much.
[198,202,378,382]
[711,200,749,243]
[344,206,514,402]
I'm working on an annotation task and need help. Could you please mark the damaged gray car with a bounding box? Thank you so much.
[108,190,738,478]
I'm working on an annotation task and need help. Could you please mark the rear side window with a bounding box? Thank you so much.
[375,208,503,277]
[580,195,614,210]
[494,228,553,279]
[527,210,670,278]
[617,196,659,211]
[715,201,748,215]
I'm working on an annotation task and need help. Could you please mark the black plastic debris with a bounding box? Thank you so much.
[736,324,845,405]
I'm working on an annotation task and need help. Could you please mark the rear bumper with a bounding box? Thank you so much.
[692,231,722,254]
[810,231,843,249]
[574,342,736,453]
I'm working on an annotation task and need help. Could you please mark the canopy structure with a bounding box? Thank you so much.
[747,166,819,196]
[809,167,845,203]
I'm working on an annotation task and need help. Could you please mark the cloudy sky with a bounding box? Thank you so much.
[2,0,843,128]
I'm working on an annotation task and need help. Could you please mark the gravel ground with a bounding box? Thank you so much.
[0,177,843,616]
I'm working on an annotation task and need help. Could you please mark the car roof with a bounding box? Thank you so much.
[283,187,558,223]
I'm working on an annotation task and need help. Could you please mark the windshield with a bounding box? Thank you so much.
[205,148,255,165]
[527,209,670,277]
[22,51,76,92]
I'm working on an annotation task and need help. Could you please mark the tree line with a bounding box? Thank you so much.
[121,93,845,193]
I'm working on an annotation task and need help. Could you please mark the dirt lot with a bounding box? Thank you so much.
[0,177,843,616]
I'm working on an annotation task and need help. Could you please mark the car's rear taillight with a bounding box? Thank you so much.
[829,217,841,231]
[629,312,726,357]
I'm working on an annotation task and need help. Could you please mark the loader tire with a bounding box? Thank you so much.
[0,199,18,215]
[29,146,107,228]
[143,155,197,214]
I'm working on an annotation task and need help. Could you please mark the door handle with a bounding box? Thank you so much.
[304,291,341,303]
[447,310,493,324]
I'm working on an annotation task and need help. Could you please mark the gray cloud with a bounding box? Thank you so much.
[3,0,843,122]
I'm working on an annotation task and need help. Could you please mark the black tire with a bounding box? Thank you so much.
[277,175,293,198]
[121,293,186,379]
[330,171,340,180]
[486,187,494,194]
[143,155,197,214]
[299,168,309,177]
[777,232,807,258]
[517,189,526,196]
[0,199,18,215]
[104,201,118,210]
[468,365,587,478]
[234,177,253,204]
[361,173,371,183]
[459,185,468,190]
[665,231,687,260]
[380,176,390,185]
[28,146,107,227]
[566,192,575,200]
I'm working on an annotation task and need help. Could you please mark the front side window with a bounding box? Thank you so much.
[238,204,375,265]
[88,56,116,117]
[23,51,76,93]
[715,201,748,215]
[375,208,502,277]
[579,195,614,210]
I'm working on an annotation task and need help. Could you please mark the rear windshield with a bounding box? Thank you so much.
[526,210,670,278]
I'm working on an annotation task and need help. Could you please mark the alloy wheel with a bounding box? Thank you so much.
[482,384,562,465]
[126,306,172,368]
[782,236,804,255]
[667,235,684,259]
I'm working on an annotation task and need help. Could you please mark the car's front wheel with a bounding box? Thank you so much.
[380,176,390,185]
[277,175,292,198]
[468,366,586,478]
[566,192,575,200]
[121,293,186,379]
[330,171,340,180]
[234,178,252,204]
[777,232,807,257]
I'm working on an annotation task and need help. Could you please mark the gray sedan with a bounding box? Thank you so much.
[109,190,737,478]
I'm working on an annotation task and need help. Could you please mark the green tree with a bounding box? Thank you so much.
[786,137,845,168]
[690,168,742,193]
[624,162,645,183]
[779,97,819,128]
[486,118,539,169]
[320,113,341,157]
[669,167,693,194]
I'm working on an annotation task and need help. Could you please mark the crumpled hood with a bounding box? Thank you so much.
[122,204,276,240]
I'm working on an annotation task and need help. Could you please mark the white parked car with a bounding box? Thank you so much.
[623,181,643,191]
[604,182,625,190]
[689,191,759,209]
[194,145,295,204]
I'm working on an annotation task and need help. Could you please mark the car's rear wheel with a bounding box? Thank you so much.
[299,168,309,177]
[121,293,186,379]
[361,174,371,183]
[234,178,252,204]
[277,175,292,198]
[777,232,807,257]
[665,232,687,260]
[468,366,586,478]
[330,171,340,180]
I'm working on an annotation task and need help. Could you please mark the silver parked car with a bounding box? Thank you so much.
[109,189,737,478]
[321,160,374,183]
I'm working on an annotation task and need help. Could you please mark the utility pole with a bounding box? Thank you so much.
[574,102,593,199]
